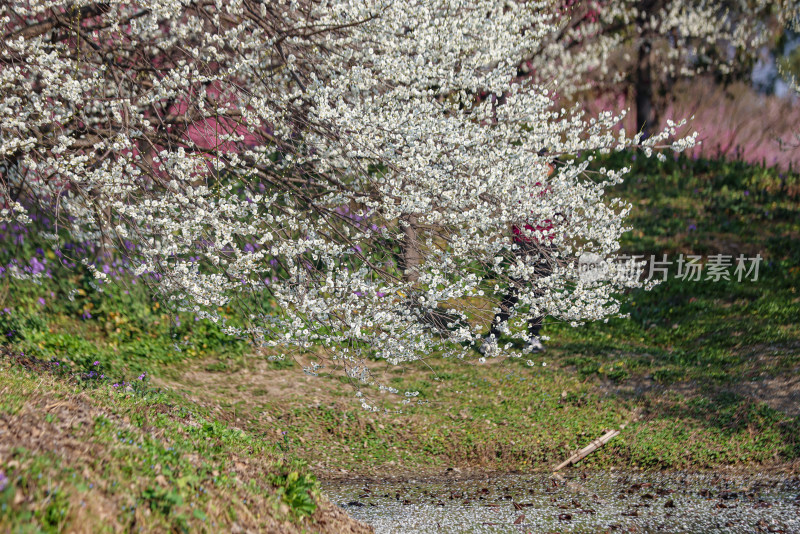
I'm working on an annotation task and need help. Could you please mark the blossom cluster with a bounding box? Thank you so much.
[1,0,699,406]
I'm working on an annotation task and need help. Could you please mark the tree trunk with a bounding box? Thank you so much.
[635,37,654,139]
[400,214,422,284]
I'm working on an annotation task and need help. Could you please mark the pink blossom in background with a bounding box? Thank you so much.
[583,78,800,171]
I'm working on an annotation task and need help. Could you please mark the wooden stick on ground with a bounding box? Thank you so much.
[553,427,623,472]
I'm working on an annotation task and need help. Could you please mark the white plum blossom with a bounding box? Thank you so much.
[1,0,696,405]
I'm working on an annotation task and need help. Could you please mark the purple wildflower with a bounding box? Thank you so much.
[30,257,46,275]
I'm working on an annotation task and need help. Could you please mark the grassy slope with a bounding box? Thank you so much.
[0,351,370,533]
[1,155,799,530]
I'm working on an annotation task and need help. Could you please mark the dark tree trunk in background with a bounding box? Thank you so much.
[636,37,655,139]
[634,0,661,139]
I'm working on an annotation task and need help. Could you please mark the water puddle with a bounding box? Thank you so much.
[324,471,800,533]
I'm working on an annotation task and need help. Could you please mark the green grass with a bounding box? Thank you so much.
[254,356,797,473]
[559,152,800,386]
[0,351,355,533]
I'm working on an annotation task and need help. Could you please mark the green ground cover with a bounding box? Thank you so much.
[1,154,799,530]
[0,350,371,533]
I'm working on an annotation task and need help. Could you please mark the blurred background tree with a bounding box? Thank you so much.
[527,1,795,137]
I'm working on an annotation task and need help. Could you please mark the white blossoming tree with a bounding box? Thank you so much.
[525,1,795,137]
[781,9,800,148]
[1,0,694,407]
